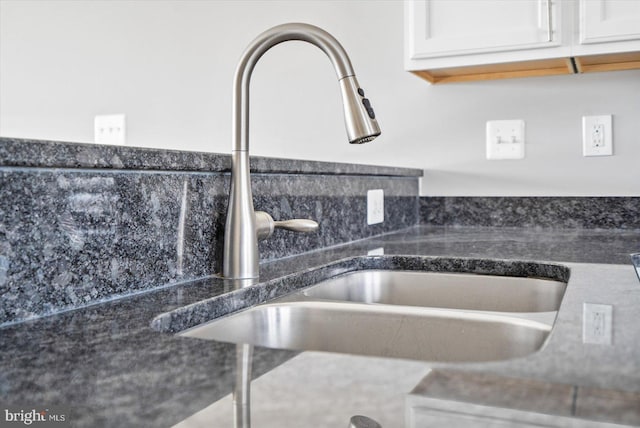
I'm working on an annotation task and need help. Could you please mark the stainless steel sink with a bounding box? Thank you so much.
[293,270,566,313]
[180,301,552,363]
[178,269,567,363]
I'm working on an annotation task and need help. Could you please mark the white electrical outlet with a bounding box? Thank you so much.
[486,120,525,160]
[582,115,612,156]
[367,247,385,256]
[583,303,613,345]
[95,114,126,145]
[367,189,384,225]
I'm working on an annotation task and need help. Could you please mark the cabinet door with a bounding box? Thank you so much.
[407,0,560,63]
[580,0,640,45]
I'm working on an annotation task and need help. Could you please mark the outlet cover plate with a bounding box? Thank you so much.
[583,303,613,345]
[367,189,384,225]
[582,115,612,156]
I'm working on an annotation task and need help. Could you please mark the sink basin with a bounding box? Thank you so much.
[293,270,566,313]
[180,301,552,363]
[177,267,567,363]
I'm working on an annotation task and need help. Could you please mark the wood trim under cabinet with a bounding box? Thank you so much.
[412,58,573,84]
[411,51,640,84]
[574,51,640,73]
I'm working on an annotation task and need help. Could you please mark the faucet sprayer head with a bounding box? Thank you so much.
[339,76,381,144]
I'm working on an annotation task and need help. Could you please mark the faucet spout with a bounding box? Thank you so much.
[223,23,381,279]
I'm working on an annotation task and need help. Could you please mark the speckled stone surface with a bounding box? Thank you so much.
[421,196,640,229]
[253,174,418,261]
[0,139,419,326]
[409,369,640,426]
[0,137,422,176]
[2,136,640,426]
[1,227,639,427]
[0,169,226,326]
[0,288,297,427]
[410,370,576,417]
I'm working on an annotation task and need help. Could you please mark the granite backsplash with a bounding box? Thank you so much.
[0,138,421,326]
[3,137,639,327]
[421,196,640,230]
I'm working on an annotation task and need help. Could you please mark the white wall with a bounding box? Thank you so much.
[1,0,639,196]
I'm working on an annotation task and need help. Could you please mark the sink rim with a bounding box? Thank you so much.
[182,300,555,334]
[151,255,571,334]
[289,269,567,313]
[180,300,555,363]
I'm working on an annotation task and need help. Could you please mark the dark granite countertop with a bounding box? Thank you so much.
[0,137,423,177]
[1,226,639,427]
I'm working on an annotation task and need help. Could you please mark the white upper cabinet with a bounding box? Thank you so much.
[405,0,640,83]
[407,0,567,67]
[577,0,640,51]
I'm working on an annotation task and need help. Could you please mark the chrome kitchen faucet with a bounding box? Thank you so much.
[223,23,381,280]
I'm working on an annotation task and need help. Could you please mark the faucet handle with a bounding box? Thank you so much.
[255,211,319,241]
[273,219,319,233]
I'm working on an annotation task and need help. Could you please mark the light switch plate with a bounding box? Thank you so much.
[486,120,525,160]
[95,114,126,145]
[367,189,384,225]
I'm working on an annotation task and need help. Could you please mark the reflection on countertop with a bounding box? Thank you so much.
[632,253,640,283]
[1,226,640,427]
